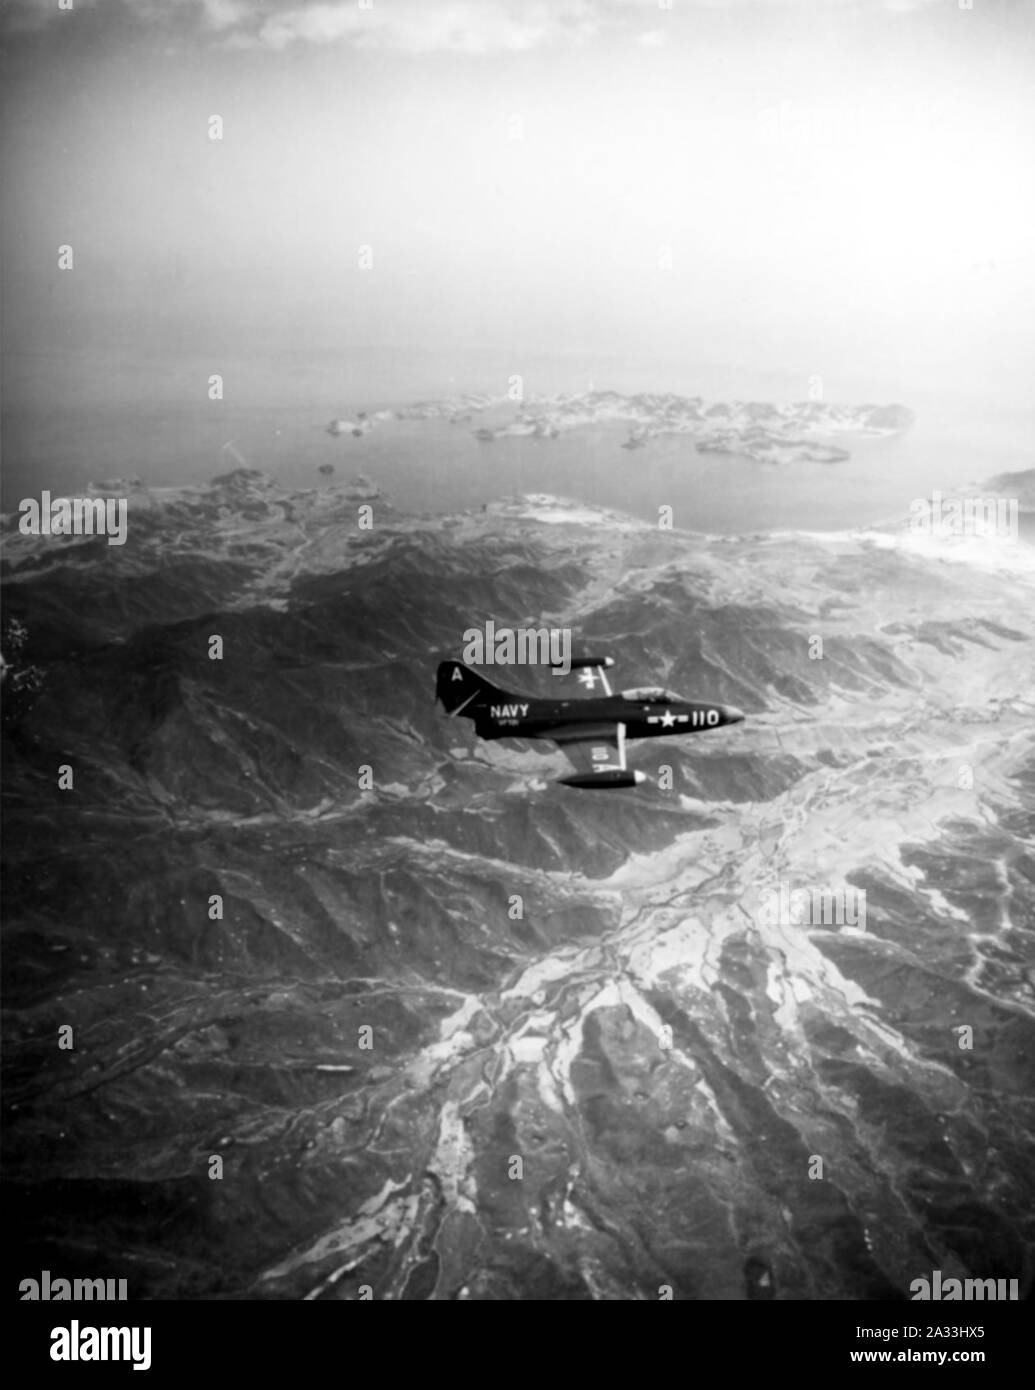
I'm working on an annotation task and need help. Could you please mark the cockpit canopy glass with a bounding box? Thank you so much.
[621,687,686,703]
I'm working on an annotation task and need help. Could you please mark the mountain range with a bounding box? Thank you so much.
[2,467,1032,1300]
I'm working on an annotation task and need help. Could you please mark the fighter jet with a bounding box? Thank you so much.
[435,656,744,788]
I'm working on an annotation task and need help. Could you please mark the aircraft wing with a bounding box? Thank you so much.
[548,721,628,775]
[552,655,614,696]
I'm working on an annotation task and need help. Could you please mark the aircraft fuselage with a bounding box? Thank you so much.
[475,694,745,741]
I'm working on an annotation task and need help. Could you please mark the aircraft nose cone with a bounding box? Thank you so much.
[725,706,745,724]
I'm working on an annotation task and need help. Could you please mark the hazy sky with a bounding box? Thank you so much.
[3,0,1034,395]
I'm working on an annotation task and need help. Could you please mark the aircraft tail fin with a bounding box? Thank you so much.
[435,660,509,717]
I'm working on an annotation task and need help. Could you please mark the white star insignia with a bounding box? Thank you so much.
[579,670,597,689]
[660,710,676,728]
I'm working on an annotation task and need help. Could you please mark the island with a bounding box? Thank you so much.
[324,390,913,466]
[468,390,914,464]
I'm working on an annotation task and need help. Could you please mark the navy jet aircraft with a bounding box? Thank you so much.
[436,656,744,788]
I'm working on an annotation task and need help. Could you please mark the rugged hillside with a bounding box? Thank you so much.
[2,473,1033,1300]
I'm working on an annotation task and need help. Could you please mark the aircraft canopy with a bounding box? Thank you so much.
[621,686,686,703]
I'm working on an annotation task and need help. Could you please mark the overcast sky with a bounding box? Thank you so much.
[2,0,1033,395]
